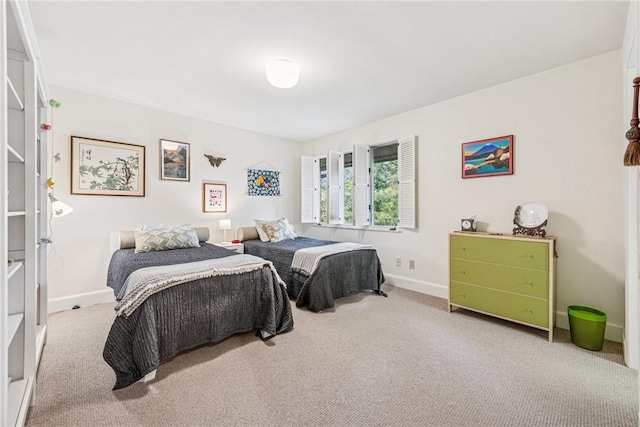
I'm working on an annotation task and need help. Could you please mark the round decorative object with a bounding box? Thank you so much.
[513,201,548,237]
[514,201,548,228]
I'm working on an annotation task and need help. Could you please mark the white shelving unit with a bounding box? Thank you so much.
[1,1,50,426]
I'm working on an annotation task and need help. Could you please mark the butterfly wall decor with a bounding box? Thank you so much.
[204,154,226,168]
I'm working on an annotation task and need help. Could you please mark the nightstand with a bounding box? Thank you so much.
[213,242,244,253]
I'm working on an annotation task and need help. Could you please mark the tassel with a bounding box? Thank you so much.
[624,77,640,166]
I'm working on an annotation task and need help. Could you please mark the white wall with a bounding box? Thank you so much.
[46,86,301,307]
[301,50,625,341]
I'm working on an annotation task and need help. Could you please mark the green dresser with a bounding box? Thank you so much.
[449,232,556,341]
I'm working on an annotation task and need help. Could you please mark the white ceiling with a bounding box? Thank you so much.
[28,1,629,142]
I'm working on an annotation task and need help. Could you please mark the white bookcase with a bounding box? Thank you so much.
[1,1,49,426]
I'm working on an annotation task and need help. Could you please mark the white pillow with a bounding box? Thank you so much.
[255,218,297,242]
[283,218,297,239]
[254,220,271,242]
[261,218,297,242]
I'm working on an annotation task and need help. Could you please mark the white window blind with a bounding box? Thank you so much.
[398,135,416,229]
[353,145,370,227]
[301,156,319,223]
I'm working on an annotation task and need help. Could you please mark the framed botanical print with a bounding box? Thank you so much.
[160,139,190,181]
[70,136,145,196]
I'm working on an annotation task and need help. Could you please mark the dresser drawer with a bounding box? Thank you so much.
[450,281,549,328]
[450,258,549,299]
[450,234,549,271]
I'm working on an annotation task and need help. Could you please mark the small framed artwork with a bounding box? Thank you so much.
[70,136,145,196]
[203,183,227,213]
[462,135,514,179]
[160,139,190,181]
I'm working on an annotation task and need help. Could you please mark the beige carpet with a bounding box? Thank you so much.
[26,285,637,427]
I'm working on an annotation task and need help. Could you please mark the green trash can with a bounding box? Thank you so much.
[567,305,607,351]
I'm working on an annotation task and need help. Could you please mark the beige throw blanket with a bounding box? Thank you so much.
[291,242,375,276]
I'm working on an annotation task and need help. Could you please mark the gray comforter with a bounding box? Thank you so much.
[243,237,385,312]
[103,245,293,390]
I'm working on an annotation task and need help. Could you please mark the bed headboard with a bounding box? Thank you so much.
[109,227,210,254]
[237,226,259,242]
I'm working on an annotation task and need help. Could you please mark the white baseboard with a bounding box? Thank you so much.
[48,289,115,314]
[384,274,448,299]
[385,274,623,343]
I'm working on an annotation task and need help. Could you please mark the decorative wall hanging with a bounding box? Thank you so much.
[70,136,145,196]
[462,135,513,179]
[203,183,227,213]
[160,139,190,181]
[624,76,640,166]
[247,169,280,196]
[204,154,226,168]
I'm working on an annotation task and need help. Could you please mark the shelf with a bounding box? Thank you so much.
[7,313,23,344]
[6,76,24,110]
[4,3,51,425]
[7,378,30,427]
[7,260,23,279]
[7,144,24,163]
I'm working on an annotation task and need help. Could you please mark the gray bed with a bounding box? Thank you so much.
[238,227,385,313]
[103,229,293,390]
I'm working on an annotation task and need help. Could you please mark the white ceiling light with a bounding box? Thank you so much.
[265,59,300,89]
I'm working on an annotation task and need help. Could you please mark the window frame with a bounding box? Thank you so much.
[301,135,416,229]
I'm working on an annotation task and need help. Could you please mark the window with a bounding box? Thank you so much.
[301,135,415,229]
[343,152,354,225]
[372,144,398,226]
[319,157,327,224]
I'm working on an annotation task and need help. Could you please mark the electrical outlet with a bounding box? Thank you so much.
[396,258,402,267]
[409,260,415,269]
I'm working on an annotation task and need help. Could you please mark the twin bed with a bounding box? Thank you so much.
[103,223,385,389]
[237,226,386,312]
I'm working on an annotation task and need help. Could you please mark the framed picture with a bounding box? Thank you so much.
[462,135,514,179]
[71,136,145,196]
[203,183,227,213]
[160,139,190,181]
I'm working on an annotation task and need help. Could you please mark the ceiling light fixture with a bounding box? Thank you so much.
[265,59,300,89]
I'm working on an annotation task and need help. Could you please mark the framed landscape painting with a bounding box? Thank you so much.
[462,135,513,179]
[70,136,145,196]
[160,139,190,181]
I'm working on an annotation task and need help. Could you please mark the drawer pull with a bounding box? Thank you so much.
[528,309,534,314]
[461,270,466,274]
[527,254,534,258]
[528,281,533,286]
